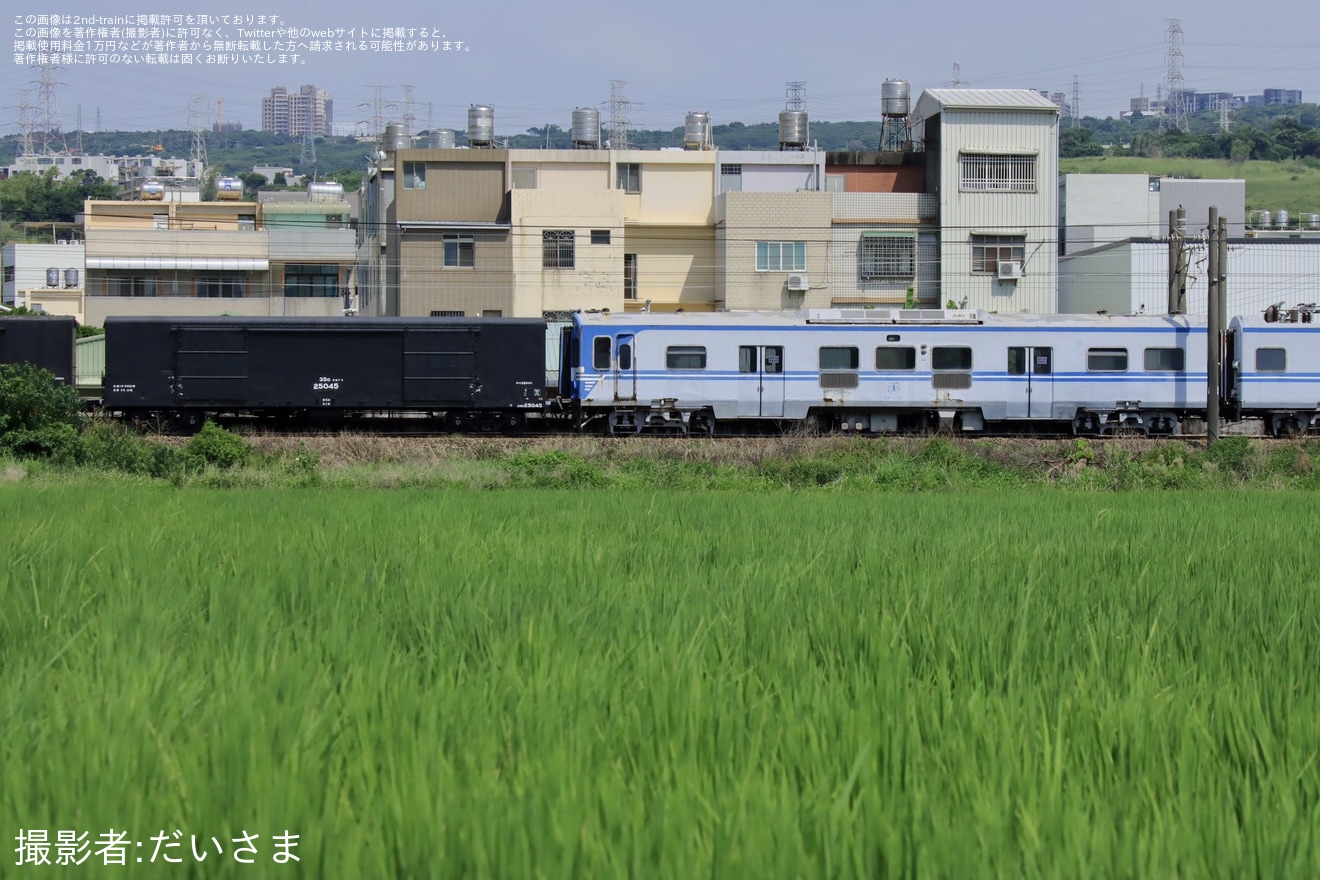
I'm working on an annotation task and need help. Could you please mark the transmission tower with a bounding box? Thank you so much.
[1071,75,1080,127]
[33,60,68,153]
[75,105,84,153]
[300,130,318,172]
[607,80,632,150]
[1217,97,1232,132]
[1162,19,1190,132]
[401,84,416,137]
[189,94,209,175]
[359,86,396,140]
[17,89,35,156]
[785,81,807,111]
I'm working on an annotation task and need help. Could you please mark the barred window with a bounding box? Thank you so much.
[960,153,1036,192]
[859,232,915,281]
[616,163,641,193]
[970,235,1026,274]
[542,230,575,269]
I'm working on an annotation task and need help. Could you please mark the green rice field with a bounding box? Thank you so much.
[3,486,1319,878]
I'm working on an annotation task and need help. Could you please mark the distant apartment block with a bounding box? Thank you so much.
[1124,87,1302,119]
[261,84,332,137]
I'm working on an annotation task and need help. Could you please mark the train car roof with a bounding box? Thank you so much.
[571,309,1205,329]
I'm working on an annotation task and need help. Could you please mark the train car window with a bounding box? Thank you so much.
[618,343,632,371]
[932,347,972,371]
[1008,347,1026,375]
[1144,347,1185,372]
[666,346,707,370]
[1087,348,1128,372]
[593,337,611,371]
[1256,348,1286,372]
[875,346,916,370]
[765,347,784,374]
[819,347,859,370]
[739,346,756,373]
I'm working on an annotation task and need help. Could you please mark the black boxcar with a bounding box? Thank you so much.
[0,315,78,384]
[103,316,547,431]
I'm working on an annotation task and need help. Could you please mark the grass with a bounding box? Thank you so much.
[3,486,1319,877]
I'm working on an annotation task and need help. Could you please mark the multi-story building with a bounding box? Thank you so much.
[361,89,1058,317]
[79,190,354,326]
[913,89,1060,312]
[261,84,332,137]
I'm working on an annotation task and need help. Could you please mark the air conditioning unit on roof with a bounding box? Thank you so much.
[997,260,1022,280]
[787,273,809,292]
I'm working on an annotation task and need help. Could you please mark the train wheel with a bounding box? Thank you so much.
[444,410,468,433]
[170,410,207,436]
[500,411,526,436]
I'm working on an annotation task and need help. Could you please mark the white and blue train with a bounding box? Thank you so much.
[561,307,1320,437]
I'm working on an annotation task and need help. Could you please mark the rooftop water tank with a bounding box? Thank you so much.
[572,108,601,149]
[778,110,808,149]
[468,105,495,147]
[383,123,410,151]
[140,181,165,200]
[46,268,59,288]
[882,79,911,118]
[63,268,79,289]
[215,177,243,200]
[684,111,711,150]
[307,181,345,202]
[428,129,456,149]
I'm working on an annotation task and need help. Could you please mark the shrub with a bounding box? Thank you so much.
[182,422,252,469]
[0,364,84,460]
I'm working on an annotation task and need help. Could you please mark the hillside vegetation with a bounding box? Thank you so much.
[1059,156,1320,213]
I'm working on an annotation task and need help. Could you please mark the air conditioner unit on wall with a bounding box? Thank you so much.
[997,261,1022,280]
[787,273,809,292]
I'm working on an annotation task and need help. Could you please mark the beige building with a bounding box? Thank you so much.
[81,195,354,326]
[362,145,720,318]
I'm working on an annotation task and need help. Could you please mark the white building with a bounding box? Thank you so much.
[912,89,1060,312]
[1059,238,1320,316]
[2,242,85,309]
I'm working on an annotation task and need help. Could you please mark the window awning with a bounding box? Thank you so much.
[85,257,269,271]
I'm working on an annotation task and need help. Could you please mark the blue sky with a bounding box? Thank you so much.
[4,0,1319,135]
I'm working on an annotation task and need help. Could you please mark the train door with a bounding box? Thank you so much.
[736,345,785,418]
[1006,346,1053,419]
[614,333,636,401]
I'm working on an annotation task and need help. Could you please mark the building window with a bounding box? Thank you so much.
[720,164,742,193]
[153,213,169,230]
[756,241,806,272]
[666,346,707,370]
[623,253,638,300]
[284,264,340,297]
[970,235,1026,274]
[1144,347,1185,372]
[859,232,915,280]
[1087,348,1129,372]
[960,153,1037,192]
[511,167,538,189]
[3,265,15,283]
[616,163,641,193]
[443,234,475,268]
[542,230,575,269]
[403,161,426,190]
[197,275,245,298]
[1256,348,1286,372]
[591,230,610,245]
[237,214,256,231]
[108,274,157,297]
